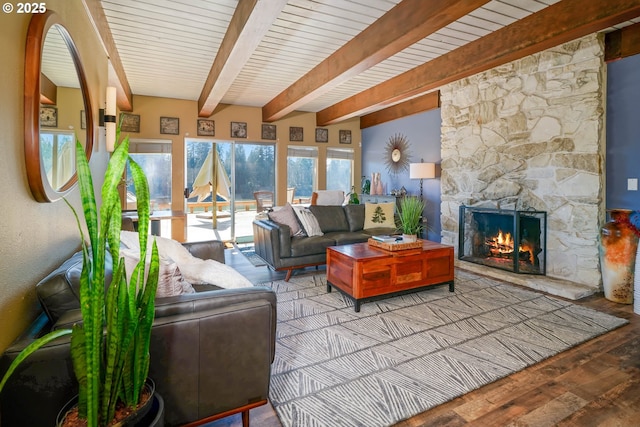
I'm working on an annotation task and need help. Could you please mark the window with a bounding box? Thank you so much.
[326,147,354,193]
[287,146,317,200]
[39,130,76,190]
[125,140,172,211]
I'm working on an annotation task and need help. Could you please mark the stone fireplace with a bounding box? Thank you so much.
[458,206,547,275]
[440,33,606,293]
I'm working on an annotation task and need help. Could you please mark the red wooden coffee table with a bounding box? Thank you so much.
[326,240,455,312]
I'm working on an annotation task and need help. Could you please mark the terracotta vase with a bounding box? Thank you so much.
[599,209,639,304]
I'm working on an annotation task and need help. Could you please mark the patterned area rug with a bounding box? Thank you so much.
[258,270,628,427]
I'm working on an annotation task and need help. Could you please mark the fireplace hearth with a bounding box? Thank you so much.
[458,206,547,275]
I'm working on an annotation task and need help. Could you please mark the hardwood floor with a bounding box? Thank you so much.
[206,248,640,426]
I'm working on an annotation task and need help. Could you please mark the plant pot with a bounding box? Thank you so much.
[57,379,164,427]
[599,209,639,304]
[402,234,418,243]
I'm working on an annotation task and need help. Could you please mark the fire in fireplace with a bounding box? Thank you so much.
[458,206,547,275]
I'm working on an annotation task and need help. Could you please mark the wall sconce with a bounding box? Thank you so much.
[409,160,436,200]
[105,86,116,152]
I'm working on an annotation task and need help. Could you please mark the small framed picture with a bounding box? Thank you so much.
[231,121,247,138]
[40,106,57,127]
[160,117,179,135]
[315,128,328,143]
[289,126,303,142]
[80,110,86,129]
[339,129,352,144]
[120,113,140,133]
[262,124,276,140]
[197,119,215,136]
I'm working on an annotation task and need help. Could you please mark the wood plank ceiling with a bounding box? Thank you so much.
[88,0,640,127]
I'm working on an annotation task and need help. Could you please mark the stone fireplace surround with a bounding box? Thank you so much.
[439,33,605,300]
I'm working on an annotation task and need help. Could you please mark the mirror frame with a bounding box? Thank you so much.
[25,10,94,202]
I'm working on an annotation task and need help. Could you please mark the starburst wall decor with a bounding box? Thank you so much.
[384,133,411,175]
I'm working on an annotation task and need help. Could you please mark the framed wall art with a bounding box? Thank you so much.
[197,119,215,136]
[289,126,303,142]
[160,117,179,135]
[262,124,276,140]
[120,113,140,133]
[315,128,328,143]
[339,129,352,144]
[40,106,57,127]
[231,121,247,138]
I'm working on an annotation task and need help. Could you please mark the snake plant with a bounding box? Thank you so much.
[0,129,159,426]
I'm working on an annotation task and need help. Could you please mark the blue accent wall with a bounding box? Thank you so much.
[361,111,442,241]
[606,54,640,210]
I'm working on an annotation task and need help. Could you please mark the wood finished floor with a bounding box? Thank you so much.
[205,249,640,427]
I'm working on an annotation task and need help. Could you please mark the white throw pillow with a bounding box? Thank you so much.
[363,202,396,229]
[292,207,324,236]
[120,231,253,289]
[120,248,195,298]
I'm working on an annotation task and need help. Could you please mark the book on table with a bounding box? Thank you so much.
[371,235,400,243]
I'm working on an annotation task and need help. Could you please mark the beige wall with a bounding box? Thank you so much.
[0,2,109,352]
[124,96,362,241]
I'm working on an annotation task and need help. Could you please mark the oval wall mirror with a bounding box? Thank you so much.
[25,10,94,202]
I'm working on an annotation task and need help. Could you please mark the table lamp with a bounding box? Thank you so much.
[409,160,436,200]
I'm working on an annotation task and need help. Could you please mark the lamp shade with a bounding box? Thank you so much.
[409,162,436,179]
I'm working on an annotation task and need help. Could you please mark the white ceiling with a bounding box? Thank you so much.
[97,0,640,118]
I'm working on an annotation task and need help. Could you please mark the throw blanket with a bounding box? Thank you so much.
[120,231,253,290]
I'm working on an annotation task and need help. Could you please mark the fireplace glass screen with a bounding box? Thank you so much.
[459,206,547,275]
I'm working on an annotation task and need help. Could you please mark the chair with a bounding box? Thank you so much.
[287,187,296,204]
[253,191,274,213]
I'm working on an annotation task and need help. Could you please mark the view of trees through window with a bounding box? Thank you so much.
[125,141,172,211]
[326,147,354,193]
[186,141,275,203]
[287,146,317,199]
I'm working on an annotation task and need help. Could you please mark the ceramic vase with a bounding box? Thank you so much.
[376,177,384,195]
[599,209,639,304]
[371,173,379,195]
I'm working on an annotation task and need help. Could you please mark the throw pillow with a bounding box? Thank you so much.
[120,248,196,298]
[293,207,324,236]
[120,231,253,289]
[268,203,306,236]
[363,202,396,229]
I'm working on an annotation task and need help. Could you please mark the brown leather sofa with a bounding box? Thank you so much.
[0,240,277,427]
[253,204,397,280]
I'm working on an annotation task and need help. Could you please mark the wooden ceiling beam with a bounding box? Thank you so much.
[198,0,287,118]
[360,91,440,129]
[82,0,133,111]
[261,0,490,123]
[318,0,640,125]
[605,22,640,62]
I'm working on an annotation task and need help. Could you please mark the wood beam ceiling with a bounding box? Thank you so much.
[261,0,490,123]
[197,0,287,118]
[360,91,440,129]
[82,0,133,111]
[317,0,640,126]
[605,22,640,62]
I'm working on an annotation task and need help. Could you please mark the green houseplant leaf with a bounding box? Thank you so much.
[0,128,159,427]
[397,196,425,236]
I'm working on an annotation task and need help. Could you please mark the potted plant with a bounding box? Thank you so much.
[397,196,425,242]
[0,129,161,426]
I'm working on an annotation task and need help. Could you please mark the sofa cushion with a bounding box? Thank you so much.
[308,205,350,233]
[343,204,365,232]
[36,251,113,323]
[293,207,324,236]
[323,231,371,246]
[364,202,396,229]
[268,203,305,237]
[290,235,335,257]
